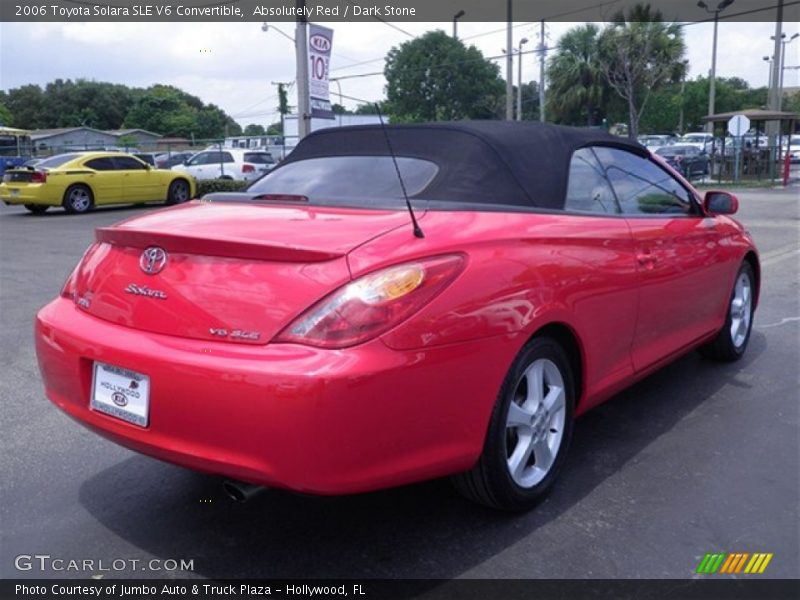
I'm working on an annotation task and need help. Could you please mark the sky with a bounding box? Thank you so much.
[1,20,798,129]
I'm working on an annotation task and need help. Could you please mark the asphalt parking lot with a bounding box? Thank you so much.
[1,187,798,581]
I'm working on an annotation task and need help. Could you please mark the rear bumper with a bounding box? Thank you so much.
[36,298,517,494]
[0,183,56,206]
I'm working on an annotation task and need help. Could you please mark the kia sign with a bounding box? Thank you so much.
[308,24,334,120]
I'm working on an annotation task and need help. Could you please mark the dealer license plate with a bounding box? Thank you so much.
[90,362,150,427]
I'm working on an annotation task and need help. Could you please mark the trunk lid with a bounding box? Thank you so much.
[73,201,412,344]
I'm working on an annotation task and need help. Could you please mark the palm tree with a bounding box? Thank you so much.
[598,3,687,139]
[546,24,607,126]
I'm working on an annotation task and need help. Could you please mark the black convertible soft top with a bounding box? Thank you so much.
[282,121,647,210]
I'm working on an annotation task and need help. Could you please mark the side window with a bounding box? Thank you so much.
[593,147,693,216]
[112,156,148,170]
[84,157,116,171]
[221,152,235,163]
[186,152,206,166]
[564,147,619,214]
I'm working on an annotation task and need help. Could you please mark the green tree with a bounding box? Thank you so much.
[598,4,686,138]
[124,85,238,139]
[1,84,47,129]
[0,101,14,126]
[384,30,505,121]
[546,24,607,126]
[517,81,540,121]
[353,101,389,115]
[243,123,266,136]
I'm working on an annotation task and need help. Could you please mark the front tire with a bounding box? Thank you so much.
[452,336,575,511]
[698,262,755,361]
[166,179,190,205]
[24,204,49,214]
[62,184,94,214]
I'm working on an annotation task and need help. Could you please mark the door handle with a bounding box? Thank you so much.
[636,250,657,268]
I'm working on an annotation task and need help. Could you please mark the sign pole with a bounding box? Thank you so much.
[728,113,750,184]
[295,0,310,140]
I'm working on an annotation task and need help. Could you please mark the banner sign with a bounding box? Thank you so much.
[308,24,334,120]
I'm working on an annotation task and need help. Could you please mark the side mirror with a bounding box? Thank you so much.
[704,191,738,215]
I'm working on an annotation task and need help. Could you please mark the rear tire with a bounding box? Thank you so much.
[698,262,755,362]
[452,336,575,511]
[166,179,190,205]
[24,204,49,214]
[62,184,94,214]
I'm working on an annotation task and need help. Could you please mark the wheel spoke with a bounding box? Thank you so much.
[507,433,534,480]
[542,385,564,414]
[525,361,545,408]
[736,317,748,339]
[507,401,534,428]
[532,439,555,473]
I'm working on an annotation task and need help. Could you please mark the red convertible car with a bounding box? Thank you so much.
[35,122,758,510]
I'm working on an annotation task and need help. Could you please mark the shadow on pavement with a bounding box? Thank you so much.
[78,332,766,584]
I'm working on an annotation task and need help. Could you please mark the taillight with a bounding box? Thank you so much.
[60,264,80,299]
[242,164,255,173]
[32,171,47,183]
[274,254,466,349]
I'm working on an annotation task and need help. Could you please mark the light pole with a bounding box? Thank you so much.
[516,38,528,121]
[262,17,310,141]
[774,32,799,111]
[262,22,294,44]
[697,0,734,132]
[294,0,311,140]
[505,0,513,121]
[452,10,465,39]
[538,20,548,123]
[764,56,774,90]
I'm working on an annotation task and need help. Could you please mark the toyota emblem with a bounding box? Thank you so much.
[139,246,168,275]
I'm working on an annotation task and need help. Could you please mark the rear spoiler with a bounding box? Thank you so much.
[95,227,344,263]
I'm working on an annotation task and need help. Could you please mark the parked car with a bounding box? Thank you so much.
[0,151,195,214]
[132,152,160,167]
[680,132,721,154]
[654,144,710,178]
[155,151,196,169]
[35,122,758,510]
[172,148,276,181]
[783,139,800,163]
[639,134,674,150]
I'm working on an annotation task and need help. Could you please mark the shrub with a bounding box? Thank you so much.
[195,179,250,197]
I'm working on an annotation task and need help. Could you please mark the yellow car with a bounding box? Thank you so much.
[0,152,196,214]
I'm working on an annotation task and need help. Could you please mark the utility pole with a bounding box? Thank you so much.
[516,38,528,121]
[768,0,784,153]
[538,20,546,123]
[769,2,784,113]
[776,33,799,111]
[295,0,311,140]
[698,1,734,133]
[505,0,513,121]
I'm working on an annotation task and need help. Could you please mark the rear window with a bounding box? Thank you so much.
[36,154,81,169]
[247,156,439,206]
[244,153,275,164]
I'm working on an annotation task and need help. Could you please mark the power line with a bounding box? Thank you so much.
[372,16,416,38]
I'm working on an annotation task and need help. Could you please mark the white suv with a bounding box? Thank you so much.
[172,149,276,181]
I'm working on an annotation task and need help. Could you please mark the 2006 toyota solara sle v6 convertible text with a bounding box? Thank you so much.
[35,122,759,510]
